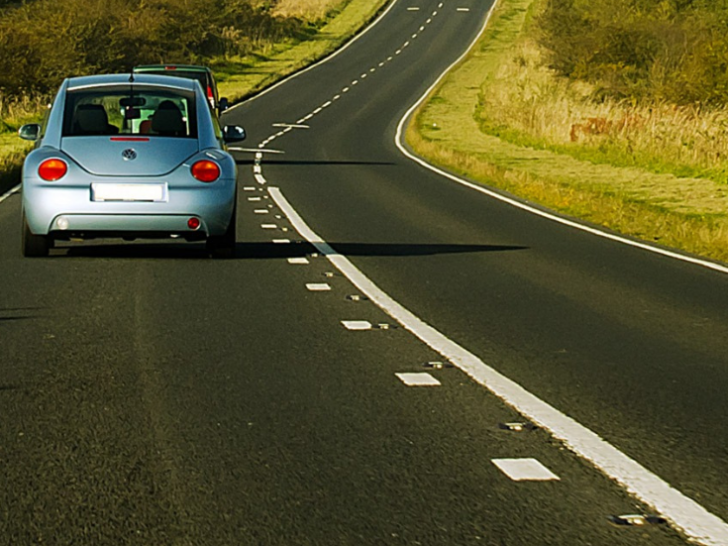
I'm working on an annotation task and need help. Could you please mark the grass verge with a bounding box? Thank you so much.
[0,0,390,196]
[407,0,728,265]
[214,0,390,103]
[0,133,31,196]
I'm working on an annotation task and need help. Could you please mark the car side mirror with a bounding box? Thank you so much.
[19,124,41,141]
[223,125,246,143]
[219,97,229,112]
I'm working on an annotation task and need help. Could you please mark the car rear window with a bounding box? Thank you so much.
[63,86,198,138]
[140,70,209,90]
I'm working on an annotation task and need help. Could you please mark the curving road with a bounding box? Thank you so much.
[2,1,728,544]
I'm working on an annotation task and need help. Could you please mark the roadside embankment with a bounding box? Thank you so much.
[216,0,390,102]
[407,0,728,264]
[0,0,390,197]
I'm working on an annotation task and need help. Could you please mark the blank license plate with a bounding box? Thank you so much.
[92,183,167,202]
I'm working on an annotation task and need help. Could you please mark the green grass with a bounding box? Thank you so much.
[407,0,728,264]
[0,133,30,194]
[0,0,390,195]
[214,0,389,102]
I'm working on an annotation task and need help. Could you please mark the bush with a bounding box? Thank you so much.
[0,0,304,97]
[537,0,728,105]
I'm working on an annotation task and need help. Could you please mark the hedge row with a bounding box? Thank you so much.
[0,0,304,97]
[537,0,728,105]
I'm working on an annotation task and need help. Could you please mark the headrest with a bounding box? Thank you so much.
[152,101,185,136]
[74,104,110,134]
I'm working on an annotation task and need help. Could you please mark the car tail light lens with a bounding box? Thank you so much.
[188,217,201,230]
[207,85,214,100]
[38,158,68,181]
[191,160,220,183]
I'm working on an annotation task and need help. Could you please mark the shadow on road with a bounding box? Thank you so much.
[58,241,526,260]
[325,242,526,257]
[234,159,397,168]
[0,316,35,322]
[0,307,43,325]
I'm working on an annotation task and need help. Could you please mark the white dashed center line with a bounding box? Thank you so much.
[240,2,728,544]
[267,183,728,545]
[492,459,560,482]
[341,320,373,331]
[306,283,332,292]
[396,373,441,387]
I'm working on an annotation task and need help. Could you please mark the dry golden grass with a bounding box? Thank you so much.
[217,0,388,102]
[408,125,728,263]
[408,0,728,264]
[0,92,49,130]
[272,0,345,21]
[481,39,728,183]
[0,0,384,193]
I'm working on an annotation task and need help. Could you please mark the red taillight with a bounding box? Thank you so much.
[188,217,201,230]
[38,158,68,181]
[191,160,220,183]
[207,85,214,100]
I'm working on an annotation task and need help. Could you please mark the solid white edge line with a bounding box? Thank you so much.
[269,184,728,546]
[378,0,728,543]
[249,1,728,541]
[0,184,20,204]
[224,0,401,111]
[393,4,728,279]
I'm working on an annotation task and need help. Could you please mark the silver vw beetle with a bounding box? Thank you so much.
[19,73,245,258]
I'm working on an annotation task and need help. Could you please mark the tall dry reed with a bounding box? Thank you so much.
[272,0,343,21]
[479,40,728,183]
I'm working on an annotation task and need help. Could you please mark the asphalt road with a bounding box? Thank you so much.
[2,0,728,545]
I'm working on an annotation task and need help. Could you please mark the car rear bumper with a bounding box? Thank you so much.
[47,214,211,239]
[23,180,236,237]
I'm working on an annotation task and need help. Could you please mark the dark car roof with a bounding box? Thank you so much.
[134,64,213,74]
[67,73,199,92]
